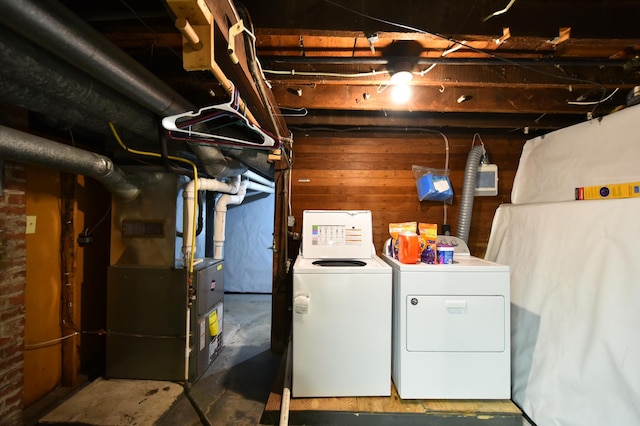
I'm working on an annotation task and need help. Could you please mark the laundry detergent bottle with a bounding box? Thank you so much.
[397,232,420,264]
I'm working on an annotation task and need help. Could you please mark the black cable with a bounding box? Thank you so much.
[160,121,195,179]
[176,190,205,238]
[181,382,213,426]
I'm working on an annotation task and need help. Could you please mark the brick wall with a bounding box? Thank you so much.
[0,161,26,425]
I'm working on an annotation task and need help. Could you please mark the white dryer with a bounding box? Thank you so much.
[383,238,510,399]
[292,210,392,397]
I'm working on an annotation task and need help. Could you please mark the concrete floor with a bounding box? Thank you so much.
[30,293,279,426]
[26,294,535,426]
[157,293,280,425]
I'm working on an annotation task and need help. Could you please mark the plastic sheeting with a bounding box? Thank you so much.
[511,104,640,204]
[486,199,640,425]
[223,193,274,293]
[485,105,640,425]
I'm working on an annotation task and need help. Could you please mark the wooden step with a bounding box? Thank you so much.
[260,349,523,425]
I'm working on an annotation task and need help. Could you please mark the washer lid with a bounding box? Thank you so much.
[294,254,391,274]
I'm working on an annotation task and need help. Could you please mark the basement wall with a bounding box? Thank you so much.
[289,131,527,257]
[0,160,27,425]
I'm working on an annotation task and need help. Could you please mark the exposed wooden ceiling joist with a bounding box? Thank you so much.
[30,0,640,136]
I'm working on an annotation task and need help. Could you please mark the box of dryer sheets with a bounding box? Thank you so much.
[575,182,640,200]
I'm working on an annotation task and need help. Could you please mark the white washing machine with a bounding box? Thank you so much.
[383,237,510,399]
[292,210,392,397]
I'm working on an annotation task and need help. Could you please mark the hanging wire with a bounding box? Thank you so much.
[320,0,609,103]
[568,88,620,105]
[482,0,518,22]
[81,206,111,238]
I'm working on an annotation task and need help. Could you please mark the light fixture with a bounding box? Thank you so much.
[391,84,412,104]
[390,69,413,104]
[390,70,413,85]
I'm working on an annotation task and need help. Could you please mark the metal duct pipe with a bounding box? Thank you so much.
[0,125,140,202]
[0,0,188,116]
[0,25,159,143]
[0,79,114,138]
[0,0,246,178]
[457,145,485,245]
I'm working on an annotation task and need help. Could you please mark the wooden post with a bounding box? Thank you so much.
[60,172,79,387]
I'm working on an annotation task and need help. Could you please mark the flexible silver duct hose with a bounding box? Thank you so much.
[0,125,140,202]
[457,145,484,244]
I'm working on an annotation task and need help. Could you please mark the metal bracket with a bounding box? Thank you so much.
[227,20,252,65]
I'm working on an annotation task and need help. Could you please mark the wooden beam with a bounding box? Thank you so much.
[269,84,628,114]
[282,111,582,130]
[259,62,635,89]
[60,172,80,387]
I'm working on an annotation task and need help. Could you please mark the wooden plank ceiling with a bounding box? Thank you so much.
[61,0,640,136]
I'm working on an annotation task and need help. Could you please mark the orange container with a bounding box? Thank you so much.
[398,233,420,264]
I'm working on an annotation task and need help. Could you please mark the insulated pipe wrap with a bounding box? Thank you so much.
[0,0,250,179]
[0,25,159,142]
[457,145,485,245]
[0,125,140,201]
[0,0,189,116]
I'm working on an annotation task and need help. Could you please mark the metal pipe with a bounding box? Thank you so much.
[0,0,189,116]
[0,79,115,138]
[0,25,159,142]
[0,125,140,202]
[0,0,246,178]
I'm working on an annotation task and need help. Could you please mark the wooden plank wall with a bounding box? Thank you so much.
[289,131,527,258]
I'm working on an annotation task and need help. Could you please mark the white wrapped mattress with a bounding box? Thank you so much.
[511,104,640,204]
[485,198,640,426]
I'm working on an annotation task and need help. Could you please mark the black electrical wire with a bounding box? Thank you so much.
[176,191,205,238]
[160,121,196,179]
[321,0,609,106]
[181,382,213,426]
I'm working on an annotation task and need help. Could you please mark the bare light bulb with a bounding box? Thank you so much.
[390,70,413,85]
[390,70,413,104]
[391,84,411,104]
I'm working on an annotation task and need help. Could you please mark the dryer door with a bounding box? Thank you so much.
[406,295,505,352]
